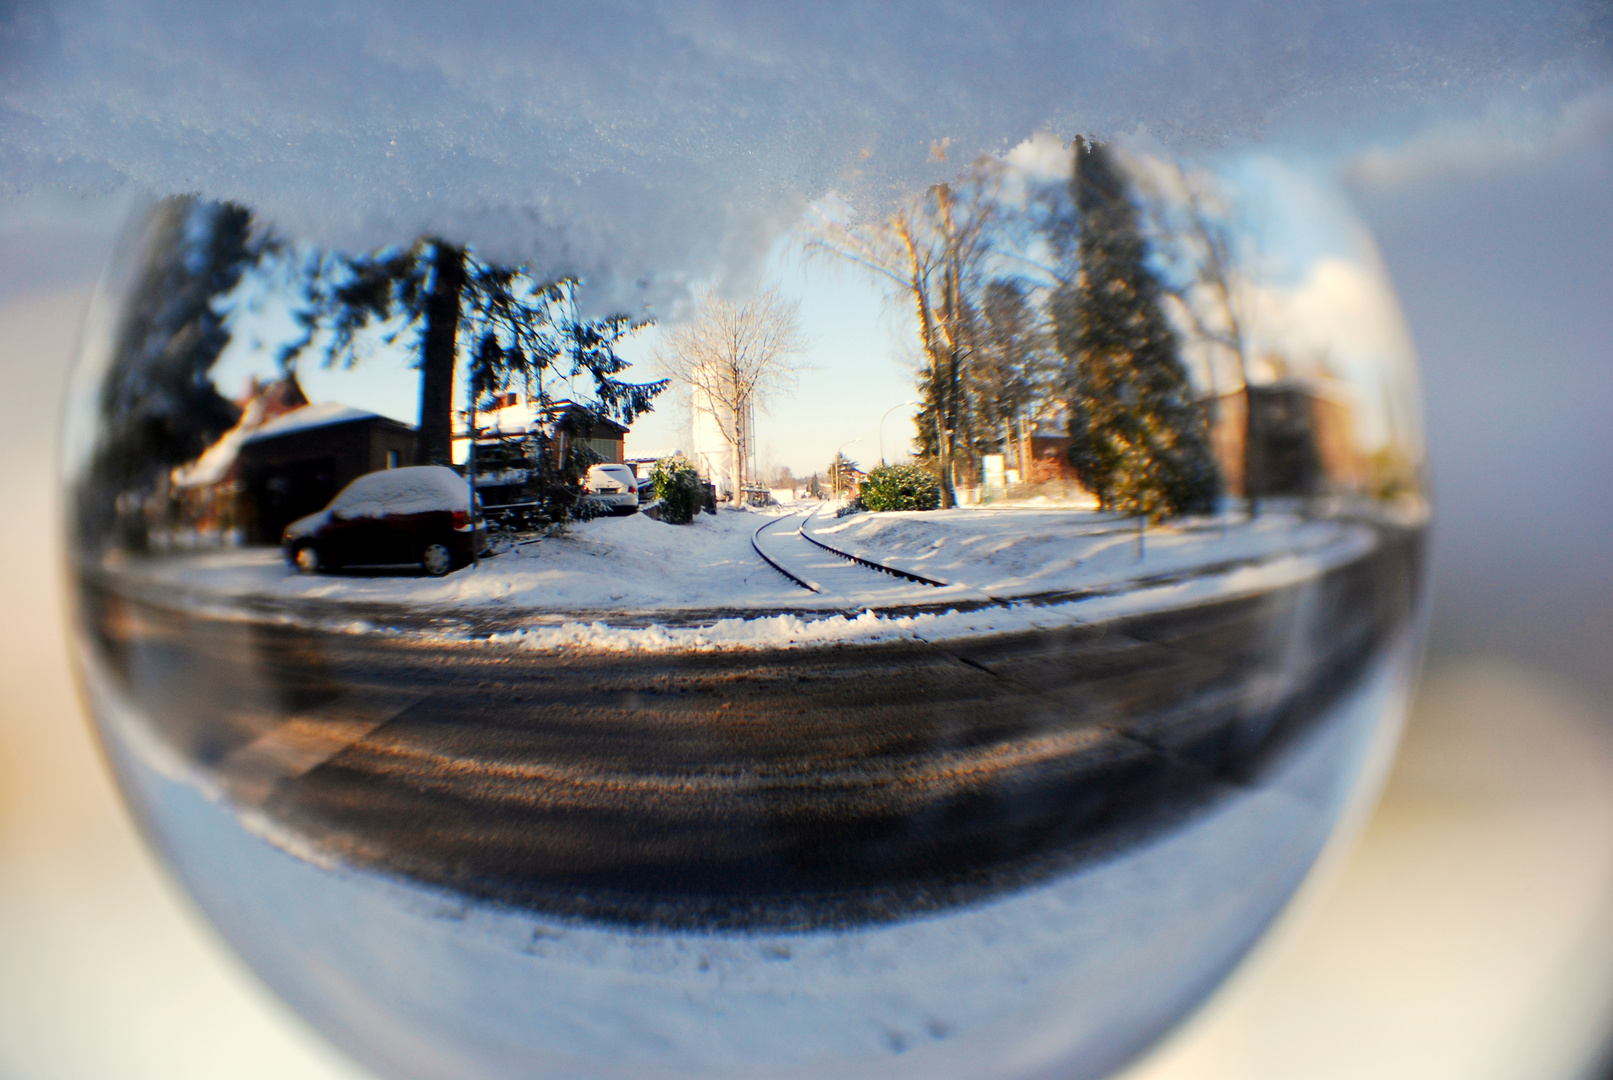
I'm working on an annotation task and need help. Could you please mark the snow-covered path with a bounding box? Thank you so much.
[750,512,944,606]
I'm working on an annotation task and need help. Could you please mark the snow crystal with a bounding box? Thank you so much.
[1,2,1606,305]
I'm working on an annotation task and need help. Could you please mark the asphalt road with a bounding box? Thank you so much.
[80,523,1424,931]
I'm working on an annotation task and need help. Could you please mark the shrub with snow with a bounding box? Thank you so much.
[859,464,941,512]
[650,457,705,525]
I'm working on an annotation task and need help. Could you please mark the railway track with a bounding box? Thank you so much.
[750,511,946,604]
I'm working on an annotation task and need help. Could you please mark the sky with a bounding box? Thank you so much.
[2,0,1604,303]
[206,136,1419,478]
[6,1,1601,480]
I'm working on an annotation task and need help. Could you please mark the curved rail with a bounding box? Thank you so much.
[750,515,820,593]
[797,513,949,588]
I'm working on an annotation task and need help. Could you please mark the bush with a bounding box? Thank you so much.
[858,464,941,512]
[650,456,706,525]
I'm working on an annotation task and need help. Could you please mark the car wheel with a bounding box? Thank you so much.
[421,542,454,576]
[293,544,321,574]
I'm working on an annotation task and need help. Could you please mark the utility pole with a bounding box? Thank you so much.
[879,400,920,467]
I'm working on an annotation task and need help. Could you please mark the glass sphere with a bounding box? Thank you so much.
[62,136,1427,1080]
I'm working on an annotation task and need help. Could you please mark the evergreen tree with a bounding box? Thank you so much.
[826,452,862,499]
[288,240,664,465]
[966,278,1049,477]
[1050,138,1219,521]
[77,197,262,549]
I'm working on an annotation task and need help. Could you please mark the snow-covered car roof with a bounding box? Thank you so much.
[330,466,471,519]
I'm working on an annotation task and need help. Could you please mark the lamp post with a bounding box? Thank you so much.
[833,437,864,500]
[878,400,920,467]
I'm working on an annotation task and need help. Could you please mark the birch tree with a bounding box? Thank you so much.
[1133,157,1262,499]
[808,171,998,508]
[654,287,808,505]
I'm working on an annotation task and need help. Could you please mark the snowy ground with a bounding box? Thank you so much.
[801,506,1356,598]
[106,501,1381,651]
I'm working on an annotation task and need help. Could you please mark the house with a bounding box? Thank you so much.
[163,376,309,547]
[236,403,417,543]
[548,401,629,465]
[454,394,628,465]
[451,392,631,506]
[1205,378,1366,499]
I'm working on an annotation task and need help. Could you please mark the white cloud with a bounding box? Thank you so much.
[1346,86,1613,191]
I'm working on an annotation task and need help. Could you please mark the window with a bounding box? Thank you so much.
[385,449,400,469]
[585,438,623,463]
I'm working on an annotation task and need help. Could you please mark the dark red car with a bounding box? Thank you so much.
[282,466,486,576]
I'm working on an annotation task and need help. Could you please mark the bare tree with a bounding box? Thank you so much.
[1133,158,1262,500]
[655,287,809,505]
[808,168,999,508]
[1142,161,1254,395]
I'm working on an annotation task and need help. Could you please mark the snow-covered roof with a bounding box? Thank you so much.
[172,397,265,489]
[171,378,315,489]
[243,402,397,444]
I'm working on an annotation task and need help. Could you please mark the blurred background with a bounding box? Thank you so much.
[1,114,1611,1080]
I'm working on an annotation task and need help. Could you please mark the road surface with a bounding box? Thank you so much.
[78,523,1424,930]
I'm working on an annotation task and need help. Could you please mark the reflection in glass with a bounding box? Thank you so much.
[65,134,1427,1080]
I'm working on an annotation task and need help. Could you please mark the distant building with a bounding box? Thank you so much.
[549,401,629,465]
[1204,378,1365,499]
[451,392,631,505]
[236,403,417,543]
[623,451,681,478]
[689,378,754,499]
[1026,413,1082,486]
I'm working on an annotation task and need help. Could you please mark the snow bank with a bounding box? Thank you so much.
[328,466,470,518]
[119,503,1380,651]
[2,3,1604,299]
[803,507,1350,598]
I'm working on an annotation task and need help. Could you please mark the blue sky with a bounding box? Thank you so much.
[209,136,1419,475]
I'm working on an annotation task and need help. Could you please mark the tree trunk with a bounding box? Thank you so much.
[416,242,467,466]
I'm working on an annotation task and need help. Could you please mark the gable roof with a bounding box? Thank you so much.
[243,402,411,445]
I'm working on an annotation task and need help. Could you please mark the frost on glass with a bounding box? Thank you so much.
[64,135,1426,1080]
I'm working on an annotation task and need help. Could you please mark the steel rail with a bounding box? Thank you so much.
[750,515,821,593]
[796,512,949,588]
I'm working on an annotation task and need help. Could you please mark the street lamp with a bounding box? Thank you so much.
[878,400,921,467]
[833,437,864,500]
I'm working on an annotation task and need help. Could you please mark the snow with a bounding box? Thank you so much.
[327,466,470,519]
[801,507,1346,599]
[2,3,1603,297]
[119,502,1381,652]
[243,402,385,444]
[170,400,264,488]
[172,389,322,488]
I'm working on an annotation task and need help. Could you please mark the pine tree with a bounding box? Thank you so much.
[1050,138,1219,521]
[78,197,262,549]
[288,240,664,466]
